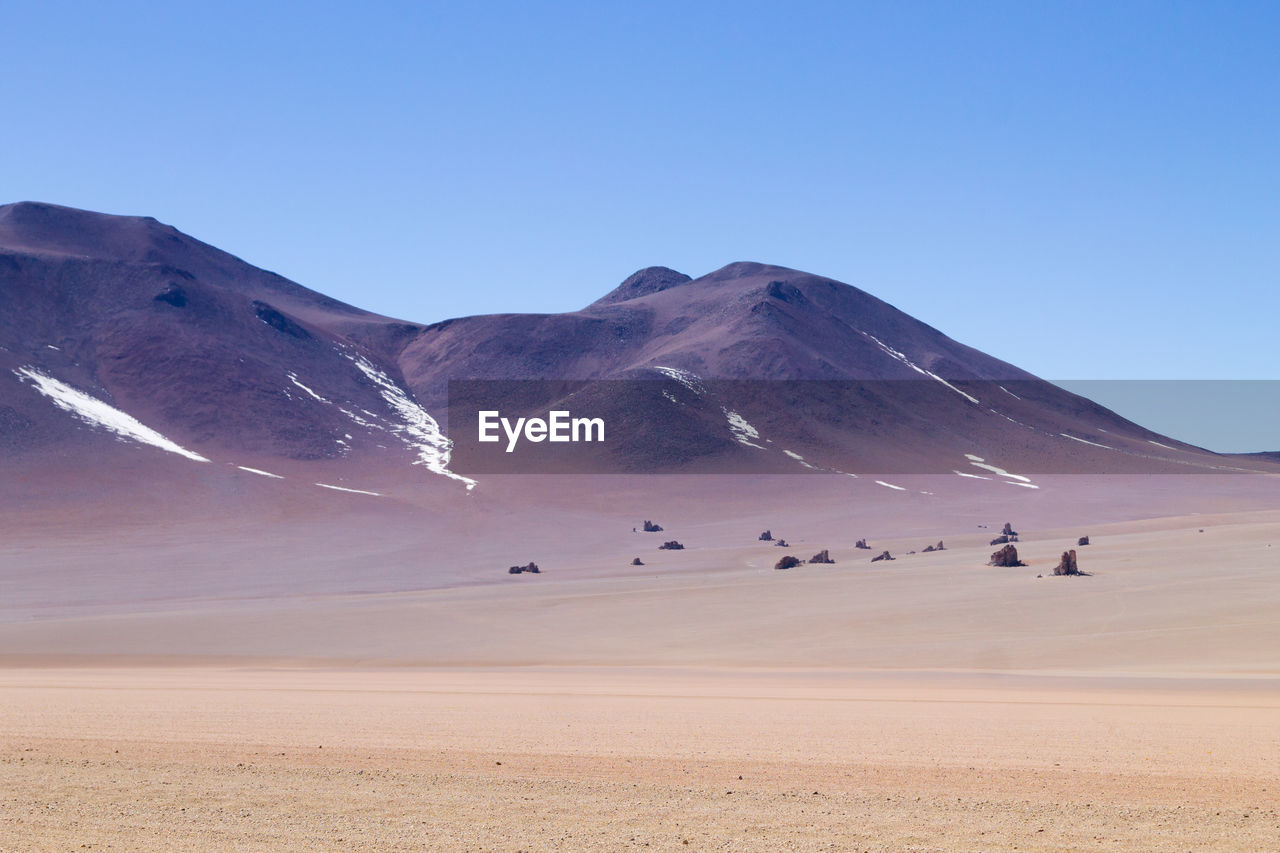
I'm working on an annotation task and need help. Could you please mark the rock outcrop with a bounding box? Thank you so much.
[922,541,945,552]
[631,557,644,566]
[1002,522,1017,537]
[758,530,773,541]
[809,549,834,564]
[508,562,540,574]
[871,550,894,563]
[855,539,870,550]
[1077,536,1090,546]
[642,520,663,532]
[988,545,1023,567]
[774,539,790,547]
[658,540,684,550]
[1054,549,1080,575]
[774,555,802,570]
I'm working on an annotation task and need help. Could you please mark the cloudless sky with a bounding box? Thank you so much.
[4,0,1278,390]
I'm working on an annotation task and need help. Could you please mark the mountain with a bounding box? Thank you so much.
[1,201,1274,492]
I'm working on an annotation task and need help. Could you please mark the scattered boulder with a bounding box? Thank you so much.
[809,549,834,564]
[631,557,644,566]
[1002,522,1017,537]
[508,562,540,574]
[758,530,773,541]
[1077,535,1090,546]
[871,550,894,563]
[922,540,945,553]
[642,520,663,532]
[1053,549,1080,576]
[658,540,684,550]
[855,539,870,550]
[989,534,1009,546]
[774,539,790,547]
[774,555,802,570]
[988,544,1023,567]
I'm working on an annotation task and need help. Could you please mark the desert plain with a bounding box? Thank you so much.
[2,472,1279,851]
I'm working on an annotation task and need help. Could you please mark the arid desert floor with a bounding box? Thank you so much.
[2,475,1278,850]
[2,667,1278,851]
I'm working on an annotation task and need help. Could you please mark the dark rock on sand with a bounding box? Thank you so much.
[988,544,1023,567]
[1054,549,1080,576]
[775,555,802,570]
[871,550,894,563]
[809,549,834,564]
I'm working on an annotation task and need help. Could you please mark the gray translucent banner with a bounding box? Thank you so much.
[445,379,1278,476]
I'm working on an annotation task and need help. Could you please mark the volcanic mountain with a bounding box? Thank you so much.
[0,201,1272,493]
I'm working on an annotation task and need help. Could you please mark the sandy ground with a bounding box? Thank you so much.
[2,475,1278,849]
[1,667,1278,851]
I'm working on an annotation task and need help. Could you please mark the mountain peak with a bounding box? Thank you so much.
[0,200,180,261]
[592,266,692,306]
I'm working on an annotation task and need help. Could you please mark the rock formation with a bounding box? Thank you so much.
[1002,522,1017,537]
[631,557,644,566]
[508,562,541,574]
[1054,549,1080,575]
[871,550,894,562]
[1077,536,1090,546]
[922,541,945,553]
[774,539,789,547]
[758,530,773,541]
[988,544,1023,567]
[855,539,870,550]
[774,555,802,570]
[642,520,663,532]
[809,549,834,564]
[658,540,684,550]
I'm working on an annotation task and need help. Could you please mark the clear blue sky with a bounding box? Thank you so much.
[5,1,1278,385]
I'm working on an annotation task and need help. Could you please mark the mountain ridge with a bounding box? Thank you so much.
[1,202,1272,487]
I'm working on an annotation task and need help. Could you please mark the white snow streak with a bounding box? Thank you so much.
[237,466,284,479]
[783,449,818,469]
[14,367,209,462]
[315,483,381,496]
[862,333,980,404]
[1061,433,1113,450]
[722,408,765,449]
[1148,439,1176,450]
[998,385,1021,400]
[968,460,1033,483]
[287,373,330,404]
[653,365,705,395]
[953,470,992,480]
[875,480,907,491]
[343,352,476,489]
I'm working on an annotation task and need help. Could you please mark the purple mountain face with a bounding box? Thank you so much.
[0,202,1273,490]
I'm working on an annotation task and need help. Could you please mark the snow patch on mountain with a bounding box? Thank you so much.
[1061,433,1113,450]
[862,333,980,404]
[723,408,765,449]
[342,351,476,489]
[316,483,381,496]
[652,365,705,395]
[14,367,209,463]
[237,466,284,479]
[287,372,330,404]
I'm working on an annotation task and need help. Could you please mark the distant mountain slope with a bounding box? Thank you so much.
[1,202,1273,487]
